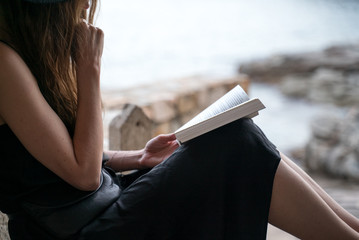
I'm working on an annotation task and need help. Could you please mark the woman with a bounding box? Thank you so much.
[0,0,358,239]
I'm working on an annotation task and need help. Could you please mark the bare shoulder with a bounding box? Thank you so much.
[0,41,38,96]
[0,42,27,124]
[0,40,58,131]
[0,41,35,119]
[0,41,19,62]
[0,40,78,185]
[0,41,33,80]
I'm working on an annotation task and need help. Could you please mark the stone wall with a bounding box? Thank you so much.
[103,74,250,148]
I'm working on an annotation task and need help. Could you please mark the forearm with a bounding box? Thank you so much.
[104,149,145,172]
[72,71,103,180]
[71,22,104,184]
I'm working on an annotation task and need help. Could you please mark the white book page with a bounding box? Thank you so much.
[176,85,250,132]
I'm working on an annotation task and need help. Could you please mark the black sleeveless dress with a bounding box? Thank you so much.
[0,118,281,240]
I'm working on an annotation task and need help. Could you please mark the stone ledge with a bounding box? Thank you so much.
[103,75,249,109]
[103,74,250,138]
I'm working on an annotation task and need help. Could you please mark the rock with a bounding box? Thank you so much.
[109,104,153,150]
[311,68,344,85]
[0,212,9,240]
[280,74,310,97]
[239,43,359,107]
[305,108,359,181]
[341,155,359,181]
[310,114,340,140]
[206,85,228,106]
[146,99,177,123]
[239,43,359,80]
[177,93,198,114]
[347,72,359,86]
[306,140,332,172]
[279,67,359,106]
[153,122,172,136]
[239,54,320,82]
[345,88,359,105]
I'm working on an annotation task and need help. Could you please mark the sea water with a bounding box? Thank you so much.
[98,0,359,91]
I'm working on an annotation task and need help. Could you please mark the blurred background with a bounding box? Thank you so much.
[97,0,359,239]
[98,0,359,151]
[98,0,359,90]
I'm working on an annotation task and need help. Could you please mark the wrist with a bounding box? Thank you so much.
[76,66,101,88]
[76,60,101,77]
[137,149,146,169]
[106,149,145,172]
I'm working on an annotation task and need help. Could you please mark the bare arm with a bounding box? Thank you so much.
[104,133,179,172]
[0,22,104,191]
[104,150,144,172]
[72,22,104,189]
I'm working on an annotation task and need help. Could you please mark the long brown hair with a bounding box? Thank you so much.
[0,0,99,136]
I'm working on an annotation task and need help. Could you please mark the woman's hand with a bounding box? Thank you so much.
[139,133,180,169]
[75,20,104,81]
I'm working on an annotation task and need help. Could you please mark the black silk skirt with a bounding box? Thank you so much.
[77,119,281,240]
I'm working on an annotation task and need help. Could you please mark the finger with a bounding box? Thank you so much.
[95,28,104,56]
[157,133,177,142]
[170,141,180,150]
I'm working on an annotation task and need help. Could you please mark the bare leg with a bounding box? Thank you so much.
[280,152,359,233]
[268,160,359,239]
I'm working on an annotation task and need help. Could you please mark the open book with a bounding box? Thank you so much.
[174,85,265,144]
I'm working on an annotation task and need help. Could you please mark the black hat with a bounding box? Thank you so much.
[23,0,68,3]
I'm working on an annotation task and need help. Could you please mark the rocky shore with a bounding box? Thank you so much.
[239,43,359,106]
[239,42,359,181]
